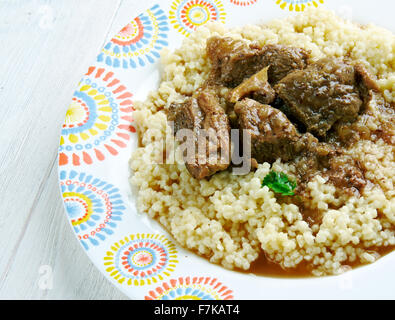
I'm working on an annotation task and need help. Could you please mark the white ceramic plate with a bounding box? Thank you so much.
[58,0,395,299]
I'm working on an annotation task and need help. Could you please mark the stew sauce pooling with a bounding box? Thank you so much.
[167,36,394,227]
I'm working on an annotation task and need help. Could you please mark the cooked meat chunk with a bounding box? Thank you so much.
[261,44,310,84]
[207,36,265,87]
[294,150,366,198]
[168,100,200,133]
[271,96,307,133]
[234,98,335,164]
[354,63,380,105]
[228,66,275,105]
[251,83,276,105]
[355,63,380,92]
[290,135,335,190]
[326,155,367,194]
[234,98,301,163]
[207,36,310,87]
[275,58,364,137]
[293,133,334,158]
[329,91,395,146]
[168,87,231,179]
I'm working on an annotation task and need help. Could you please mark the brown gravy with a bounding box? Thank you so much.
[240,245,395,278]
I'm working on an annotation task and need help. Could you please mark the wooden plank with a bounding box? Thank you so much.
[0,164,128,299]
[0,0,129,299]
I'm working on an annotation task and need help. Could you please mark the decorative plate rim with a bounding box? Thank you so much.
[58,0,395,300]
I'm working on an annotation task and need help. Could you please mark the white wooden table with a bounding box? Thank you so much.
[0,0,157,300]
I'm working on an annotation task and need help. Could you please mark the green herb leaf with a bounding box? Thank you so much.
[262,171,297,196]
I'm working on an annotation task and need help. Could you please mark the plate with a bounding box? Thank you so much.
[58,0,395,299]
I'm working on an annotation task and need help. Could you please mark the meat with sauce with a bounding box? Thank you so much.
[261,44,310,84]
[234,98,331,164]
[167,38,388,202]
[206,36,265,87]
[228,66,276,105]
[234,98,300,164]
[354,63,381,105]
[325,155,367,194]
[206,36,310,87]
[168,87,231,179]
[329,91,395,146]
[275,58,364,137]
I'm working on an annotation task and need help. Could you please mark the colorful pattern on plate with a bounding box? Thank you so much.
[59,170,125,250]
[229,0,258,6]
[275,0,324,11]
[97,4,169,69]
[169,0,226,36]
[104,234,178,286]
[144,276,234,300]
[59,66,135,166]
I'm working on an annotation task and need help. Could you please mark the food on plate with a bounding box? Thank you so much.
[130,8,394,276]
[167,86,231,179]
